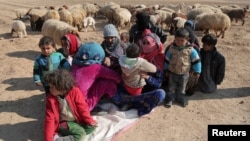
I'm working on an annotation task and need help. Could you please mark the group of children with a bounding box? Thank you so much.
[33,11,225,141]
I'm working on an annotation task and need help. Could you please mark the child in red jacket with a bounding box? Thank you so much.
[44,69,97,141]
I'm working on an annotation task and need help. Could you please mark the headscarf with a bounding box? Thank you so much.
[73,42,105,66]
[139,29,164,71]
[62,34,81,56]
[136,12,150,31]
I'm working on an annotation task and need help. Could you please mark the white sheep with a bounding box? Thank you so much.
[82,16,96,32]
[83,3,100,17]
[69,8,87,31]
[41,19,80,46]
[159,7,175,13]
[11,20,27,38]
[187,7,214,20]
[98,3,120,23]
[43,9,60,21]
[111,7,132,30]
[155,10,173,30]
[196,4,223,13]
[150,13,161,25]
[169,17,187,35]
[14,8,29,20]
[58,9,73,25]
[194,13,231,38]
[166,2,185,13]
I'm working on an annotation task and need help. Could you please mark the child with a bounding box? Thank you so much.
[119,44,157,96]
[57,47,72,70]
[120,32,131,47]
[44,69,97,141]
[33,36,65,94]
[198,34,225,93]
[164,28,201,108]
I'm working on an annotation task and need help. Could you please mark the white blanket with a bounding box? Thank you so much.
[84,103,140,141]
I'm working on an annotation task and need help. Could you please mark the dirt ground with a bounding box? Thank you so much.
[0,0,250,141]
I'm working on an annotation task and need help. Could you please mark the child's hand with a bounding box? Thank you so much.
[140,71,149,79]
[192,72,200,79]
[35,82,43,86]
[103,57,111,67]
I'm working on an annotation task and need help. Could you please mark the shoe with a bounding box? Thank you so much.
[164,100,172,108]
[177,99,188,107]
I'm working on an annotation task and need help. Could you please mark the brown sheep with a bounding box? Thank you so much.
[226,8,247,25]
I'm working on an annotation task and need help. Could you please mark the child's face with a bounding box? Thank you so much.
[61,39,69,49]
[40,44,55,56]
[49,84,63,96]
[121,36,128,43]
[202,43,214,51]
[174,37,189,47]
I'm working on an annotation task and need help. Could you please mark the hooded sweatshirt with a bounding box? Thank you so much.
[119,55,157,95]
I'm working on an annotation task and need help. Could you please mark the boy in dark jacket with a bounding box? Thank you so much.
[198,34,226,93]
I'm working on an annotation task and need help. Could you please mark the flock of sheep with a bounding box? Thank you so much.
[11,1,249,43]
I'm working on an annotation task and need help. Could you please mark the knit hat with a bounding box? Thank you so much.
[184,20,195,31]
[103,24,119,37]
[73,42,105,66]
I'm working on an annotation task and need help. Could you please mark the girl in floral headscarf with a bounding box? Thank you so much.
[71,42,121,111]
[111,29,166,116]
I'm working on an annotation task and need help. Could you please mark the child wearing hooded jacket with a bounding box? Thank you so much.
[119,44,157,96]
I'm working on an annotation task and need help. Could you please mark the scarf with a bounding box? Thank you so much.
[139,29,164,71]
[64,34,80,56]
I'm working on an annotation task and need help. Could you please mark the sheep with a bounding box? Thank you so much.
[83,3,100,17]
[98,4,120,22]
[14,8,29,20]
[43,9,60,21]
[155,10,173,30]
[150,13,161,25]
[194,13,231,38]
[58,9,73,25]
[134,4,147,9]
[226,8,247,25]
[187,7,214,20]
[11,20,27,38]
[41,19,80,46]
[196,4,223,13]
[160,7,176,13]
[82,16,96,32]
[69,8,87,31]
[169,17,187,35]
[111,7,132,30]
[166,2,185,13]
[172,12,187,20]
[25,8,48,31]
